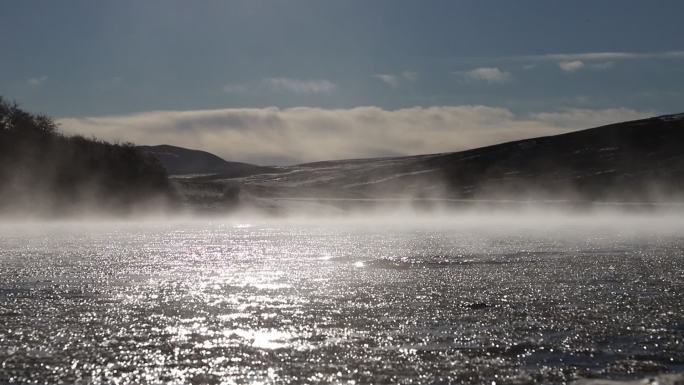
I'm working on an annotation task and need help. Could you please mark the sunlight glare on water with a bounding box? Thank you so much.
[0,215,683,384]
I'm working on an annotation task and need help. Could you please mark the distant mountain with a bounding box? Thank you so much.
[177,113,684,208]
[138,145,282,177]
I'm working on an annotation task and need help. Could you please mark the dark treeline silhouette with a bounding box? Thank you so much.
[0,98,172,215]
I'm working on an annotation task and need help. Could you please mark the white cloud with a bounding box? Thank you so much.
[520,50,684,62]
[558,60,585,72]
[374,71,418,88]
[462,67,512,83]
[57,105,651,165]
[374,74,400,88]
[504,50,684,73]
[558,60,617,72]
[27,76,48,86]
[264,77,336,93]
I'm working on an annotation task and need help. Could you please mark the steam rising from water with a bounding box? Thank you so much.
[1,211,682,384]
[0,209,684,384]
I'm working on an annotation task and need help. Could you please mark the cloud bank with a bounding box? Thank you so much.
[58,106,650,165]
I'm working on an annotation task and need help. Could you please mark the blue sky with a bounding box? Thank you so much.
[2,1,684,163]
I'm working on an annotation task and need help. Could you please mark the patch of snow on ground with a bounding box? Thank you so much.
[343,169,439,188]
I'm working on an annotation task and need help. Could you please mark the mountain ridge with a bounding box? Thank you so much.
[138,144,282,178]
[162,112,684,209]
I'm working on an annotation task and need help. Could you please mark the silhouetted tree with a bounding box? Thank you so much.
[0,97,173,214]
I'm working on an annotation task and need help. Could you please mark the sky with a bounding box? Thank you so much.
[2,0,684,164]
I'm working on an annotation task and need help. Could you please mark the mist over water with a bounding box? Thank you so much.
[3,0,684,383]
[1,211,683,384]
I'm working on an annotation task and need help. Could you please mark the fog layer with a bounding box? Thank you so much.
[58,106,649,165]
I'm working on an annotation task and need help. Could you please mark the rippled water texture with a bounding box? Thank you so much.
[0,216,683,384]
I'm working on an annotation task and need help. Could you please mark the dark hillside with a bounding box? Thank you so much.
[0,98,172,214]
[205,113,684,205]
[427,114,684,201]
[138,144,281,177]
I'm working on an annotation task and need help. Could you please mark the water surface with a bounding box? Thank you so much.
[0,216,683,384]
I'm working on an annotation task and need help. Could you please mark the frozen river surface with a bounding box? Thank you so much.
[0,216,683,384]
